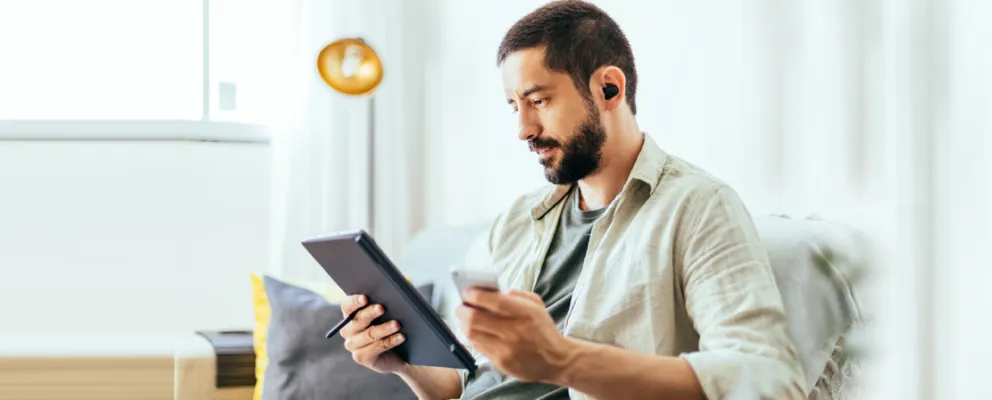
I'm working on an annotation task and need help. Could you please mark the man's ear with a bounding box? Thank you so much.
[590,66,626,111]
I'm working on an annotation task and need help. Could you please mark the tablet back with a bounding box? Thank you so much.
[302,230,476,373]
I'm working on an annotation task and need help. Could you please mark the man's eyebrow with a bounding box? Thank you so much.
[521,84,550,97]
[507,84,551,104]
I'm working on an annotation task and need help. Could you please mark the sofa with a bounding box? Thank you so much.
[174,215,867,399]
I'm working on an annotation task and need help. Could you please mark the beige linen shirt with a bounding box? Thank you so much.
[460,133,806,400]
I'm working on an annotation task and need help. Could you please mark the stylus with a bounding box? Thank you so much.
[326,304,369,339]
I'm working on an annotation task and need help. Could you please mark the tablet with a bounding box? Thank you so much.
[301,230,477,373]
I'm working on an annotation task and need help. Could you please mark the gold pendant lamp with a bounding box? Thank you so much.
[316,38,383,233]
[316,38,383,96]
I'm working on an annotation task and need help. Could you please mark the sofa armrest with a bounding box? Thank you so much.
[174,333,218,400]
[174,333,254,400]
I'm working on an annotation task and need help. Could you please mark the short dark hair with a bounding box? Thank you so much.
[497,0,638,114]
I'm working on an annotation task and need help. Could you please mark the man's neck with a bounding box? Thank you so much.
[575,128,645,211]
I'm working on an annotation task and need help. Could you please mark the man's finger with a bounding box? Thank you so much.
[463,288,517,315]
[455,304,509,337]
[341,294,368,316]
[352,332,406,365]
[508,290,544,306]
[375,332,406,353]
[461,327,502,357]
[339,304,384,337]
[344,321,401,351]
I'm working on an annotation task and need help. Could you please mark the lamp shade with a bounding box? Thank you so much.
[316,38,383,96]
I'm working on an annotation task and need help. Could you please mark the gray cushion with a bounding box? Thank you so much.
[261,275,419,400]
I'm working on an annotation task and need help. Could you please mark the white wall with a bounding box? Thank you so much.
[423,0,757,227]
[0,135,269,333]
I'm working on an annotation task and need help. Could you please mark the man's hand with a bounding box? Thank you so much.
[455,289,575,383]
[338,294,408,374]
[340,295,464,400]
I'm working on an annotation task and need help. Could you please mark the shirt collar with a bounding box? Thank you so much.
[530,132,668,221]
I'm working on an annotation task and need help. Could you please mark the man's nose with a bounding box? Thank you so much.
[517,109,541,141]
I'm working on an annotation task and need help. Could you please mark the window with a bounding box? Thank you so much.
[0,0,279,128]
[0,0,203,120]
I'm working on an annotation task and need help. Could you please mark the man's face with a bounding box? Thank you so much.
[502,48,606,185]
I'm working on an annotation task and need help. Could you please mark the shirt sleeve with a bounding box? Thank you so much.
[458,368,472,398]
[677,185,807,399]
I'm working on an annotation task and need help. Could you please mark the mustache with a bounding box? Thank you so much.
[528,137,561,152]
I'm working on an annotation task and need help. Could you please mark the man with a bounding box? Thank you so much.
[339,1,807,399]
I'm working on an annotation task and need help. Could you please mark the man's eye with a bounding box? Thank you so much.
[532,98,546,106]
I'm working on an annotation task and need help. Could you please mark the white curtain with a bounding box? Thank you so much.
[747,0,992,399]
[265,0,427,282]
[931,1,992,399]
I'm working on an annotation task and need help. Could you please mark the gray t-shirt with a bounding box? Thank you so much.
[462,187,606,400]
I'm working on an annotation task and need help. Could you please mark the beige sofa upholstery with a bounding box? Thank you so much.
[173,334,253,400]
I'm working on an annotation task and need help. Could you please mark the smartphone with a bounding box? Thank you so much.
[451,269,501,302]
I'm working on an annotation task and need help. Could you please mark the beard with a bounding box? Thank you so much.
[528,104,606,185]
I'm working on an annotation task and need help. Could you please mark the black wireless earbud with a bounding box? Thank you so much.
[603,84,619,100]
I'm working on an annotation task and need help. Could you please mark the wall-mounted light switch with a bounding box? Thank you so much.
[219,82,237,111]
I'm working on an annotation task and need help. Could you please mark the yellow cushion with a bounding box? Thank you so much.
[250,273,348,400]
